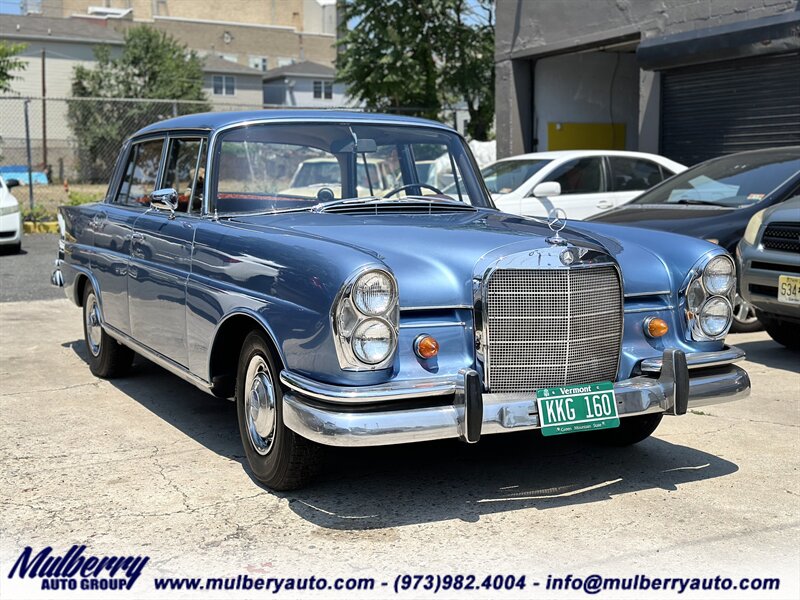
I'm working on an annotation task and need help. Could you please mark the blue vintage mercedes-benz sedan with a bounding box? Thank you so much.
[52,111,750,489]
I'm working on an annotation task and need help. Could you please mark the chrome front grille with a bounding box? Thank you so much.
[485,266,622,393]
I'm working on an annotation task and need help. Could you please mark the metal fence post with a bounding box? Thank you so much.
[23,99,34,210]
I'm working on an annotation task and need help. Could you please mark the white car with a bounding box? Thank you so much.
[486,150,686,220]
[0,176,22,254]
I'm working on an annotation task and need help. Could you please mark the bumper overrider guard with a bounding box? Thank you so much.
[280,347,750,447]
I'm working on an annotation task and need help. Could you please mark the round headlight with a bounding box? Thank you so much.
[686,278,706,312]
[699,297,732,338]
[353,271,396,315]
[703,256,734,295]
[351,319,394,364]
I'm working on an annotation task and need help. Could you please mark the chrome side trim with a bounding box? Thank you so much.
[624,305,674,314]
[624,290,671,297]
[279,370,456,403]
[399,321,466,329]
[640,345,746,374]
[283,362,750,447]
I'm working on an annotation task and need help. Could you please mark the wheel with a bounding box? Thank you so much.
[730,294,762,333]
[591,413,663,446]
[761,315,800,350]
[0,242,20,255]
[82,285,134,378]
[235,331,320,490]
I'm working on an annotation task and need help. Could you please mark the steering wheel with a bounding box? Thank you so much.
[382,183,444,198]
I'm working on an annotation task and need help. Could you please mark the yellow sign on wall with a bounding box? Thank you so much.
[548,122,626,151]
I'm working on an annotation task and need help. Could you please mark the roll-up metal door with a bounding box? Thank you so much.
[660,52,800,165]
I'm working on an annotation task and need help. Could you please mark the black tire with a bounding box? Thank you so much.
[730,294,762,333]
[591,413,663,447]
[235,331,320,490]
[761,316,800,351]
[82,284,134,378]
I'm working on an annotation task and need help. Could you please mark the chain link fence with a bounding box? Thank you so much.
[0,96,462,218]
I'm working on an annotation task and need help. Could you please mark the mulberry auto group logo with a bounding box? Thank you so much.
[7,545,149,591]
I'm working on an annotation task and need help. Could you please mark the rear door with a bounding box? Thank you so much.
[535,156,607,220]
[604,156,671,210]
[128,136,206,366]
[91,137,164,335]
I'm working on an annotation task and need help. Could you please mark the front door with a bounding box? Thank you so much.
[127,137,206,366]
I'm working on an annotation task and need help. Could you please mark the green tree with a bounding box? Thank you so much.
[68,26,209,182]
[336,0,443,120]
[336,0,495,139]
[0,41,27,94]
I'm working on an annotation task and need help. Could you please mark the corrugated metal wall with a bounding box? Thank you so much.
[660,52,800,165]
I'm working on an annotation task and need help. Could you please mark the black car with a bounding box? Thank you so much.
[589,147,800,332]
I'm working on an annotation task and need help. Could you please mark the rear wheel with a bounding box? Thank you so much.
[591,413,663,446]
[761,314,800,350]
[235,331,320,490]
[82,285,134,378]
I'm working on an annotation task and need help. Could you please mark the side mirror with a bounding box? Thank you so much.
[151,188,178,216]
[5,178,20,189]
[532,181,561,198]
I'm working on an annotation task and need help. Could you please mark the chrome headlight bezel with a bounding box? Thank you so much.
[332,267,399,370]
[681,253,736,342]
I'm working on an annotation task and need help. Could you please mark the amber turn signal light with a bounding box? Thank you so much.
[644,317,669,338]
[414,334,439,359]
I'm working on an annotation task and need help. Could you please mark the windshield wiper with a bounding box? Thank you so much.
[672,198,728,206]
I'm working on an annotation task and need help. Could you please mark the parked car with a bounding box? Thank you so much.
[52,111,750,490]
[484,150,686,220]
[280,156,396,199]
[737,197,800,349]
[589,147,800,333]
[0,175,22,254]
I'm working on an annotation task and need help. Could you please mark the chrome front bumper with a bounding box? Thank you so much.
[281,347,750,447]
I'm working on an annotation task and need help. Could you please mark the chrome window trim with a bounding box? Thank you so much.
[203,117,485,216]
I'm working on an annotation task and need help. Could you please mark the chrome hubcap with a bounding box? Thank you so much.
[733,294,758,324]
[85,293,102,357]
[245,355,276,456]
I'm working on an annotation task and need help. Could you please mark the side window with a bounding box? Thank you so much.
[162,138,207,213]
[115,139,164,207]
[546,157,604,195]
[608,157,664,192]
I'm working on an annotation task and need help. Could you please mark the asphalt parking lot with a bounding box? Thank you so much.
[1,235,799,598]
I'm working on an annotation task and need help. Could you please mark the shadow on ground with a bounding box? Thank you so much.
[65,339,739,530]
[732,338,799,373]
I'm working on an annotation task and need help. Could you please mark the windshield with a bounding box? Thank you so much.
[481,159,552,194]
[212,122,490,214]
[631,152,800,207]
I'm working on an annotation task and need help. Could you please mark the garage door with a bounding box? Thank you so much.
[660,52,800,165]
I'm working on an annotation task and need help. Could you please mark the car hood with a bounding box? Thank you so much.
[233,209,695,307]
[590,204,736,234]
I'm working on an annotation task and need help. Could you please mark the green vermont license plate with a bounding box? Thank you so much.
[536,381,620,437]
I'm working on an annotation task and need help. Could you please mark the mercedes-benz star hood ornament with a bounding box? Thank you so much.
[546,207,568,246]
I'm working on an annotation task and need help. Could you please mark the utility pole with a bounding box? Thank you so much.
[23,99,34,210]
[41,48,47,172]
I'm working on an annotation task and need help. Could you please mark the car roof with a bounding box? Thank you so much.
[495,150,674,162]
[132,110,454,137]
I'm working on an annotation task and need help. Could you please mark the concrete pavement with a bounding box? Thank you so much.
[0,298,798,598]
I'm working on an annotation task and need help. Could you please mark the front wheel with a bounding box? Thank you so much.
[82,285,134,378]
[235,331,320,490]
[591,413,663,446]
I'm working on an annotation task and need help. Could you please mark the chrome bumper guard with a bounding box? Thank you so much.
[281,347,750,448]
[51,259,64,287]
